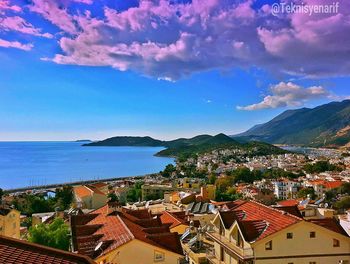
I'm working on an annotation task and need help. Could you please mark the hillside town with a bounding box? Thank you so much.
[1,147,350,264]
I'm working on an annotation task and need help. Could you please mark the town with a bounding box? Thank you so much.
[1,146,350,264]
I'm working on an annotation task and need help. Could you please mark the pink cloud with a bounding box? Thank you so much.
[29,0,77,34]
[0,16,53,38]
[0,0,21,14]
[19,0,350,80]
[0,38,33,51]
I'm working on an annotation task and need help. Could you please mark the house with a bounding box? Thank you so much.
[70,202,184,264]
[73,185,107,209]
[0,235,95,264]
[160,211,200,234]
[89,182,109,195]
[207,200,350,264]
[339,210,350,236]
[0,206,20,239]
[307,180,344,197]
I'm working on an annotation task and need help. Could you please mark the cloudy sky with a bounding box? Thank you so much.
[0,0,349,140]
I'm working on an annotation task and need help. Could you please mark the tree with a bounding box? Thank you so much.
[107,192,118,202]
[0,188,3,201]
[334,196,350,211]
[303,161,342,174]
[126,181,143,202]
[28,218,70,251]
[208,173,217,184]
[55,186,73,210]
[161,164,176,178]
[297,187,316,199]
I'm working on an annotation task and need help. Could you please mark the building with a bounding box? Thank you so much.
[339,210,350,236]
[307,180,344,197]
[73,185,107,209]
[141,184,176,200]
[273,179,301,200]
[160,211,200,234]
[0,207,20,239]
[0,235,95,264]
[207,200,350,264]
[70,202,184,264]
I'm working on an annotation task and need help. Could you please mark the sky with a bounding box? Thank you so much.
[0,0,349,141]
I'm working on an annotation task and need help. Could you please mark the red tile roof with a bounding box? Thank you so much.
[71,205,183,259]
[308,218,349,236]
[0,235,95,264]
[277,199,299,207]
[274,205,303,218]
[74,185,106,199]
[219,200,349,243]
[220,200,302,242]
[160,211,199,229]
[324,181,344,189]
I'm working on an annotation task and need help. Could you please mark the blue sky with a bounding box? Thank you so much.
[0,0,349,140]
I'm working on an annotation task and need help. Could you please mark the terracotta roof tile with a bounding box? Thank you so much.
[223,200,301,242]
[71,205,183,259]
[0,235,95,264]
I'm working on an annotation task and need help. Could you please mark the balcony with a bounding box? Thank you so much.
[206,231,254,260]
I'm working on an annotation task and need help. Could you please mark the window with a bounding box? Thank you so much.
[310,231,316,238]
[265,241,272,250]
[220,246,225,261]
[286,232,293,239]
[333,239,340,247]
[309,262,316,264]
[154,251,165,262]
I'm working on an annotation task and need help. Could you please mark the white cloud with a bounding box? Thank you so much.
[237,82,332,111]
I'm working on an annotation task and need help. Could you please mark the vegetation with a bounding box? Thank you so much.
[214,176,241,201]
[334,196,350,211]
[303,161,342,174]
[83,133,287,159]
[28,218,70,251]
[262,168,303,179]
[84,136,164,147]
[297,187,316,199]
[107,192,119,202]
[126,181,143,202]
[160,164,176,178]
[325,182,350,204]
[0,188,3,201]
[11,186,73,215]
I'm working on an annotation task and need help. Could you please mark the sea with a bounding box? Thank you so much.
[0,141,174,190]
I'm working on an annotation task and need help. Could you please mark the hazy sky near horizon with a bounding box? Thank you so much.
[1,0,350,141]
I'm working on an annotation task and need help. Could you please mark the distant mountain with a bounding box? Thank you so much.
[83,136,164,147]
[235,100,350,148]
[84,133,286,158]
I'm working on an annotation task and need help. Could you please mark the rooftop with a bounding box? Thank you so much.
[218,200,349,242]
[71,205,183,259]
[0,235,95,264]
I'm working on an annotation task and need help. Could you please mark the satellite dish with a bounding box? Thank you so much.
[94,241,103,251]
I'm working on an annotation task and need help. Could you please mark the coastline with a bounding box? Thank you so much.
[4,173,156,193]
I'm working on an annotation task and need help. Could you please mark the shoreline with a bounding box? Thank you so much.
[4,173,156,193]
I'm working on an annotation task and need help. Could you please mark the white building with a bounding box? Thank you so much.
[273,179,301,200]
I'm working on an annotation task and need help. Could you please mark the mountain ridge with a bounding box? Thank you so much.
[234,100,350,148]
[83,133,286,158]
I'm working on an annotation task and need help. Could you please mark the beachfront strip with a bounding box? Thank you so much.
[1,148,350,263]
